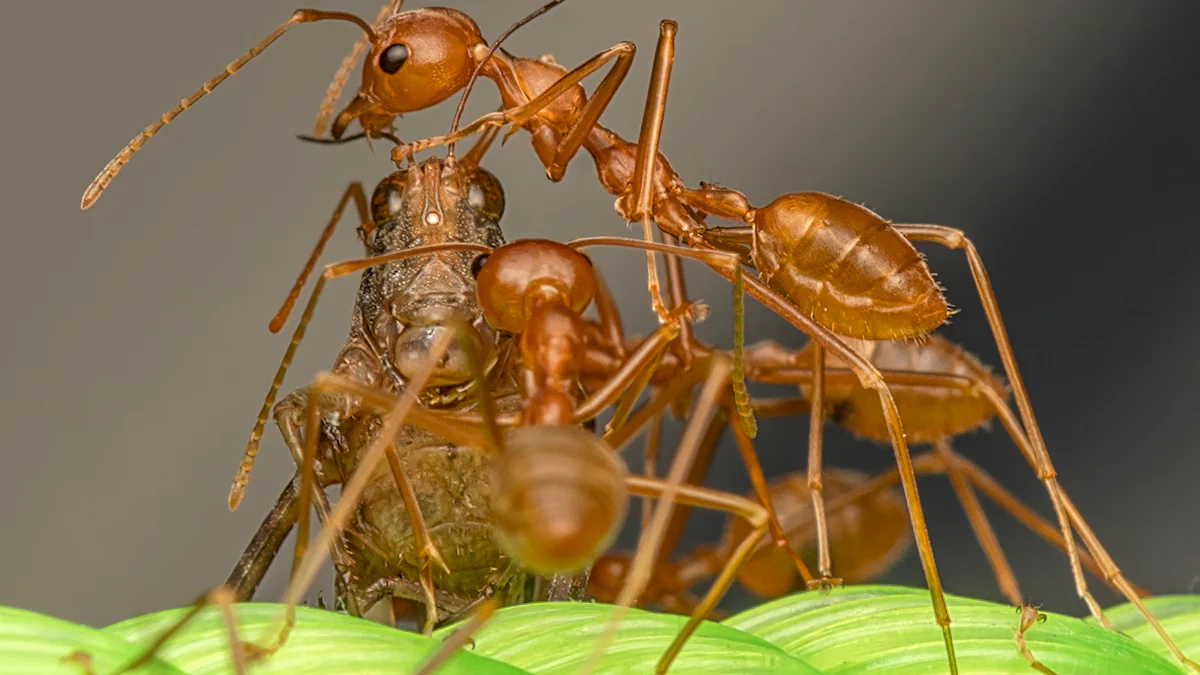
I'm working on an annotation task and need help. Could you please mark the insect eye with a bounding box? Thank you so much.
[470,254,490,278]
[465,168,505,221]
[379,43,410,74]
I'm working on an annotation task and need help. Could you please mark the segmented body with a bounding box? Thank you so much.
[749,193,946,340]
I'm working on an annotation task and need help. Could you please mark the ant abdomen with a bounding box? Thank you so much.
[490,425,628,576]
[798,335,1006,444]
[750,192,948,340]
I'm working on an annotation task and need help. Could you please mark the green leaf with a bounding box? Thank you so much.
[103,603,528,675]
[1090,594,1200,664]
[433,601,823,675]
[724,585,1186,674]
[0,606,184,675]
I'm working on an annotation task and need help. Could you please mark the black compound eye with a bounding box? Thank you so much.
[379,43,410,74]
[470,254,490,278]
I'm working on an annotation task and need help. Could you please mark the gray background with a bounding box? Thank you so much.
[1,0,1198,627]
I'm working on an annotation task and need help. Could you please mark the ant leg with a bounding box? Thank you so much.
[392,41,636,164]
[644,412,725,574]
[111,586,246,675]
[81,10,380,209]
[225,476,300,601]
[725,408,816,584]
[896,224,1195,671]
[933,439,1021,605]
[270,182,370,333]
[1013,605,1058,675]
[659,233,698,366]
[626,21,682,323]
[946,449,1140,595]
[805,343,841,590]
[312,0,399,137]
[458,122,503,171]
[708,268,961,675]
[581,354,734,674]
[587,266,628,360]
[622,477,769,675]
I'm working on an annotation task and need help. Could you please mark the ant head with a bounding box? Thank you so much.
[471,239,595,334]
[333,8,485,139]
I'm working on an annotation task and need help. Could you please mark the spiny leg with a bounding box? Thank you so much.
[384,442,449,634]
[889,225,1200,669]
[81,10,379,209]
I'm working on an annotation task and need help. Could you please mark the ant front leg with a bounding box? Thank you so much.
[391,40,636,170]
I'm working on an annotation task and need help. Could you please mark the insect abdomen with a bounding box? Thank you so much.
[751,192,947,340]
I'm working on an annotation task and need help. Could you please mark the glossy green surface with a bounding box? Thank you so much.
[725,585,1187,674]
[5,587,1199,674]
[0,606,183,675]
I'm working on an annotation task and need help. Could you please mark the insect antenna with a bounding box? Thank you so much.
[80,10,380,209]
[447,0,570,158]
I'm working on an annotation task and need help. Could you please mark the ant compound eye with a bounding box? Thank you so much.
[470,254,490,278]
[379,43,410,74]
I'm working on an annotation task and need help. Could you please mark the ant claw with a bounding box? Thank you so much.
[805,576,844,594]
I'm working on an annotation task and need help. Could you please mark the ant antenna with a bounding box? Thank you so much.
[447,0,569,158]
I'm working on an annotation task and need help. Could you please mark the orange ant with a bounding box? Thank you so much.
[588,467,912,615]
[77,3,1194,671]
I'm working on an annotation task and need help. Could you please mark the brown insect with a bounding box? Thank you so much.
[217,238,782,674]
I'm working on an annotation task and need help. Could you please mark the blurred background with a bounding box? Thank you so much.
[1,0,1198,627]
